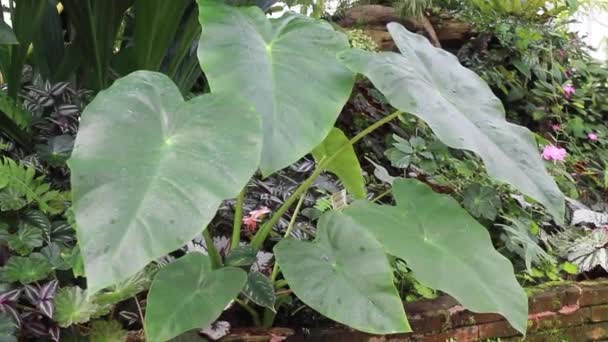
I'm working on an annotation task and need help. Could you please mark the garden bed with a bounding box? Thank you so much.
[214,280,608,341]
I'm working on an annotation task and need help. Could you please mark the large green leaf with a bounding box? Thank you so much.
[69,71,262,293]
[197,0,354,175]
[342,179,528,334]
[338,23,564,224]
[274,211,410,334]
[312,128,366,199]
[145,253,247,342]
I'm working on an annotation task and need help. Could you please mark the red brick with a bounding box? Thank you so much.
[585,322,608,340]
[580,282,608,306]
[528,307,590,333]
[450,310,503,328]
[591,305,608,323]
[408,313,449,334]
[417,326,479,342]
[529,290,564,314]
[477,320,521,340]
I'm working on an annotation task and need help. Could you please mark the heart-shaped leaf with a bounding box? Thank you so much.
[197,0,354,175]
[274,211,410,334]
[312,128,366,199]
[338,23,564,223]
[145,253,247,342]
[69,71,262,293]
[342,179,528,334]
[243,271,276,311]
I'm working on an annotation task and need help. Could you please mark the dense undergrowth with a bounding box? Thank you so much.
[0,0,607,341]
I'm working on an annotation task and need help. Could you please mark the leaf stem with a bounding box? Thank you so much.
[203,228,223,269]
[270,194,307,282]
[371,188,392,202]
[231,188,246,251]
[134,296,147,340]
[235,298,262,326]
[251,110,403,249]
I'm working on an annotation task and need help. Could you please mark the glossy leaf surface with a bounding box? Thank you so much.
[198,0,354,175]
[274,211,410,334]
[145,253,247,342]
[342,179,528,334]
[339,23,564,223]
[312,128,366,199]
[69,71,262,293]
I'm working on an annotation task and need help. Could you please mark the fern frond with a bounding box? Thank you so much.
[0,157,66,214]
[0,90,31,130]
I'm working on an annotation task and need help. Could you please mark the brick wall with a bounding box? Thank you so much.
[225,280,608,341]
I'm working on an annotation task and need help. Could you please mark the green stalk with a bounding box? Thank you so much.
[251,110,403,249]
[270,194,307,282]
[203,228,223,269]
[235,298,262,326]
[231,188,246,251]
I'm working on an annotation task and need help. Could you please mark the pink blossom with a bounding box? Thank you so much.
[242,206,271,232]
[541,145,567,162]
[563,84,576,98]
[588,133,599,141]
[552,124,561,131]
[243,216,258,231]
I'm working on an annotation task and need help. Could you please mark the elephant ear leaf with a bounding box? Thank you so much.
[342,179,528,334]
[197,0,355,176]
[69,71,262,293]
[338,23,564,224]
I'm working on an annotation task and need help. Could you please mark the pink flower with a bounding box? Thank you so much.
[563,84,576,98]
[243,216,258,231]
[541,145,567,162]
[552,124,561,131]
[242,206,271,232]
[588,133,599,141]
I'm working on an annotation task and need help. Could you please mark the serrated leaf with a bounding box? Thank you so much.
[198,0,354,175]
[224,245,257,267]
[338,23,564,224]
[243,271,275,311]
[7,225,44,255]
[312,128,366,199]
[40,243,70,270]
[462,184,502,220]
[274,211,410,334]
[90,320,128,342]
[2,255,52,284]
[69,71,262,294]
[0,188,27,211]
[53,286,99,327]
[341,179,528,334]
[145,253,247,342]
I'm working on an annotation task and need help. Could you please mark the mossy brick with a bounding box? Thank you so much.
[527,307,590,333]
[591,305,608,323]
[528,290,565,314]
